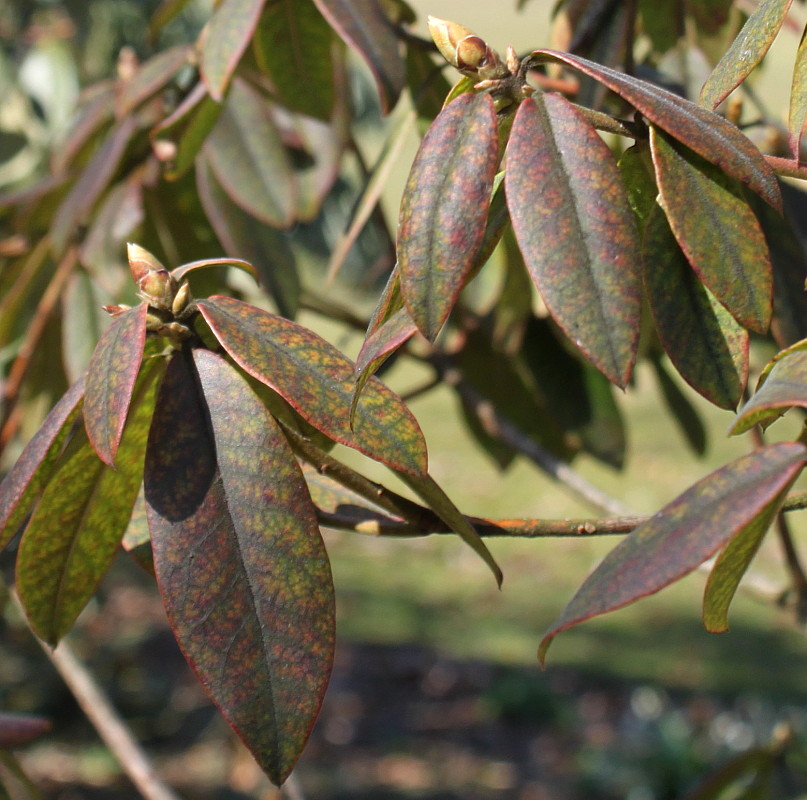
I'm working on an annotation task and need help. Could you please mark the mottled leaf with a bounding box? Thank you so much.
[699,0,792,110]
[539,442,807,663]
[205,78,296,228]
[730,347,807,434]
[50,115,140,255]
[200,0,268,101]
[530,49,782,211]
[84,304,148,466]
[116,45,193,117]
[397,470,502,587]
[789,22,807,157]
[0,714,51,749]
[506,94,641,387]
[196,153,300,317]
[312,0,405,113]
[253,0,335,120]
[398,93,499,341]
[151,83,223,181]
[17,360,163,645]
[198,295,427,475]
[643,206,749,409]
[703,485,793,632]
[145,349,334,785]
[0,379,84,552]
[650,127,772,333]
[365,264,403,338]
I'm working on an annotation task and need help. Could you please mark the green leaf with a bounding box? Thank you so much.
[699,0,793,110]
[789,22,807,157]
[650,127,772,334]
[397,470,502,587]
[506,94,641,388]
[649,354,708,457]
[407,44,453,124]
[204,77,296,228]
[312,0,405,113]
[197,295,428,475]
[398,93,499,341]
[116,45,193,117]
[729,347,807,434]
[84,304,148,466]
[122,488,154,576]
[151,83,223,181]
[538,442,807,663]
[200,0,268,101]
[530,49,782,212]
[145,349,334,785]
[0,378,84,552]
[17,359,164,645]
[703,484,793,632]
[196,153,300,318]
[253,0,335,121]
[643,207,749,409]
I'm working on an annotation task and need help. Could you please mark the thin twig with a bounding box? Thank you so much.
[766,155,807,181]
[33,635,181,800]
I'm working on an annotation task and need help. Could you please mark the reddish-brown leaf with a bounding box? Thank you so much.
[398,93,499,341]
[538,442,807,663]
[650,127,772,333]
[699,0,793,110]
[312,0,405,113]
[530,49,782,212]
[643,207,749,409]
[200,0,268,101]
[84,304,148,466]
[354,308,417,393]
[506,94,641,387]
[0,378,84,552]
[145,349,334,785]
[0,713,51,749]
[116,45,193,117]
[197,295,428,475]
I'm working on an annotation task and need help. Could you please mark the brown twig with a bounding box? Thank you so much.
[0,245,79,452]
[765,155,807,181]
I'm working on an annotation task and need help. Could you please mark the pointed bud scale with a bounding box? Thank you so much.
[171,281,192,316]
[102,304,131,317]
[127,243,166,284]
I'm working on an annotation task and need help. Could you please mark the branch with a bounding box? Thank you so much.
[432,355,636,517]
[765,155,807,181]
[29,630,181,800]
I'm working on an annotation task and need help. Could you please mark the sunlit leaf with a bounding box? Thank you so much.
[530,49,782,212]
[200,0,268,101]
[312,0,405,113]
[643,207,748,409]
[730,348,807,434]
[151,83,223,181]
[196,153,300,317]
[506,94,641,387]
[703,485,793,632]
[122,488,154,575]
[50,115,140,255]
[145,349,334,785]
[789,23,807,157]
[116,45,193,117]
[17,359,164,645]
[0,378,84,552]
[83,304,148,466]
[204,78,296,228]
[171,256,256,283]
[538,442,807,663]
[699,0,792,109]
[253,0,335,120]
[198,295,428,475]
[398,93,498,341]
[650,127,772,333]
[397,470,502,587]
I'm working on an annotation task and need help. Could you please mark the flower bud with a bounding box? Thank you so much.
[127,242,177,310]
[171,281,192,316]
[427,16,507,81]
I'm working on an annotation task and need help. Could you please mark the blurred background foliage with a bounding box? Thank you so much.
[3,0,807,798]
